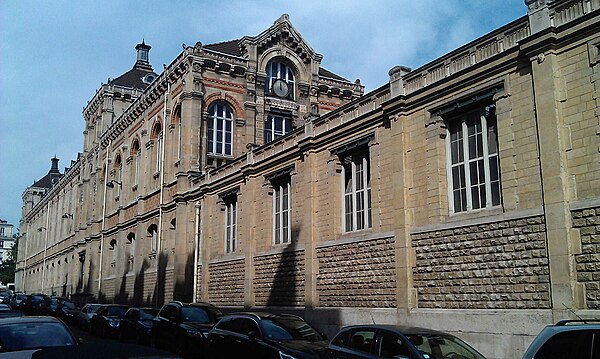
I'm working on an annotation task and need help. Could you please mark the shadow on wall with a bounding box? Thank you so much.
[173,252,195,303]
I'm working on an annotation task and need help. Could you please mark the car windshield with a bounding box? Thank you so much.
[30,296,45,304]
[62,301,76,309]
[16,294,27,300]
[181,306,222,324]
[405,333,486,359]
[104,306,128,317]
[260,317,324,342]
[0,322,76,351]
[139,309,159,320]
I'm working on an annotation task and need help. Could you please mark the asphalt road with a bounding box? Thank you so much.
[68,323,115,344]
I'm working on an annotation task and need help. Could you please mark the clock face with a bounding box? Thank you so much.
[272,79,289,97]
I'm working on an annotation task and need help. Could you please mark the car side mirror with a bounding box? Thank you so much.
[77,338,85,344]
[248,331,257,341]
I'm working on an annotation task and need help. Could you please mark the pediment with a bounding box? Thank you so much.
[239,14,323,64]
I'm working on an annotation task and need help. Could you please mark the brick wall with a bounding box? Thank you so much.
[208,259,245,306]
[413,215,550,309]
[572,207,600,309]
[317,237,396,307]
[254,250,305,306]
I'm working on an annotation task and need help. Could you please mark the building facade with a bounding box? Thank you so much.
[0,220,16,266]
[17,2,600,358]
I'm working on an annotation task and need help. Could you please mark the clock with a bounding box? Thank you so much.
[272,79,289,98]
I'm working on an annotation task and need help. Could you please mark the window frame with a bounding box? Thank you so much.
[223,195,237,254]
[445,105,501,214]
[264,112,293,144]
[207,102,234,157]
[340,148,372,233]
[272,179,291,245]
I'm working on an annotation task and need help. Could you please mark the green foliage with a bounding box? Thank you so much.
[0,238,17,285]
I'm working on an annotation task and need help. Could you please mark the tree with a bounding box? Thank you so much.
[0,238,17,286]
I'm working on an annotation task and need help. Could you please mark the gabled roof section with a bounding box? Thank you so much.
[319,68,348,82]
[31,157,62,189]
[239,14,322,64]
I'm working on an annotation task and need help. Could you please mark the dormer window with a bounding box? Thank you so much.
[266,61,295,100]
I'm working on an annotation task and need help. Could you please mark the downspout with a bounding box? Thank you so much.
[156,81,169,305]
[193,201,201,301]
[41,202,50,293]
[98,142,111,298]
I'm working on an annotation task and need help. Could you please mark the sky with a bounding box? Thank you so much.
[0,0,527,230]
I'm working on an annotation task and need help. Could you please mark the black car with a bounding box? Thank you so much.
[50,297,79,324]
[206,312,328,359]
[118,307,159,344]
[522,319,600,359]
[151,301,223,357]
[9,292,28,311]
[0,316,78,355]
[24,293,52,315]
[90,304,130,338]
[326,325,487,359]
[0,290,12,304]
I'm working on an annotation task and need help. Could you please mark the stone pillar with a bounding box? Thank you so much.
[389,66,411,98]
[181,63,204,171]
[531,50,581,308]
[172,201,194,302]
[525,0,553,34]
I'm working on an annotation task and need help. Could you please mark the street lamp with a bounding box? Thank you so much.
[106,180,122,188]
[37,227,46,232]
[62,213,73,219]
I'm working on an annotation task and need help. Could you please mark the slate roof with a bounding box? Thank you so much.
[110,65,157,90]
[32,158,62,189]
[203,39,350,83]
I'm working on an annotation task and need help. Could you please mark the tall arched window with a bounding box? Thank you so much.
[151,121,163,174]
[207,102,233,157]
[131,138,141,186]
[172,104,182,162]
[148,224,158,253]
[114,154,122,197]
[265,60,295,100]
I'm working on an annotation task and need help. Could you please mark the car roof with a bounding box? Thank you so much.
[337,324,451,336]
[522,320,600,359]
[226,312,304,321]
[0,315,63,325]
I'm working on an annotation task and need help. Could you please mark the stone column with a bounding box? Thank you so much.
[531,50,581,308]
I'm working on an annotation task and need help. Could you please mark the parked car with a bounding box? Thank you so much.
[325,324,487,359]
[0,291,12,304]
[23,294,51,316]
[118,307,159,344]
[77,303,102,331]
[206,312,328,359]
[90,304,130,338]
[151,301,223,357]
[522,319,600,359]
[0,316,78,357]
[32,342,182,359]
[49,297,79,324]
[9,293,28,311]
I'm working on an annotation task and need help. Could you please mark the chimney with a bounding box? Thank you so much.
[50,156,60,174]
[134,40,153,70]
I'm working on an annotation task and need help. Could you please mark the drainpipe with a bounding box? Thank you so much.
[23,222,30,293]
[41,202,50,293]
[193,201,201,301]
[99,142,111,298]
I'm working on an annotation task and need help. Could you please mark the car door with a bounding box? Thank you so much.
[209,317,241,358]
[121,309,138,340]
[532,329,600,359]
[375,330,416,359]
[154,304,178,349]
[330,328,379,359]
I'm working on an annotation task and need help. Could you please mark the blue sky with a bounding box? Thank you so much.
[0,0,526,229]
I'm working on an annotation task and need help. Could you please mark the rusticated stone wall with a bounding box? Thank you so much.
[316,237,396,307]
[572,207,600,309]
[413,215,550,309]
[208,259,245,306]
[254,250,305,306]
[195,265,202,302]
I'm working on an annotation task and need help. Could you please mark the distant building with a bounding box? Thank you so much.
[16,2,600,358]
[0,219,15,266]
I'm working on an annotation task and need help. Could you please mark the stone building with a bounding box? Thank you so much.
[0,219,16,266]
[16,2,600,358]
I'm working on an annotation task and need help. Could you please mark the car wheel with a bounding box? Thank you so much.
[176,339,186,357]
[150,333,158,348]
[101,325,108,338]
[134,333,141,345]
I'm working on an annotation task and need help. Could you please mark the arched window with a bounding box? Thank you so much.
[207,102,233,157]
[127,232,136,257]
[114,154,122,197]
[172,104,182,162]
[131,138,141,186]
[265,60,295,100]
[151,121,163,173]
